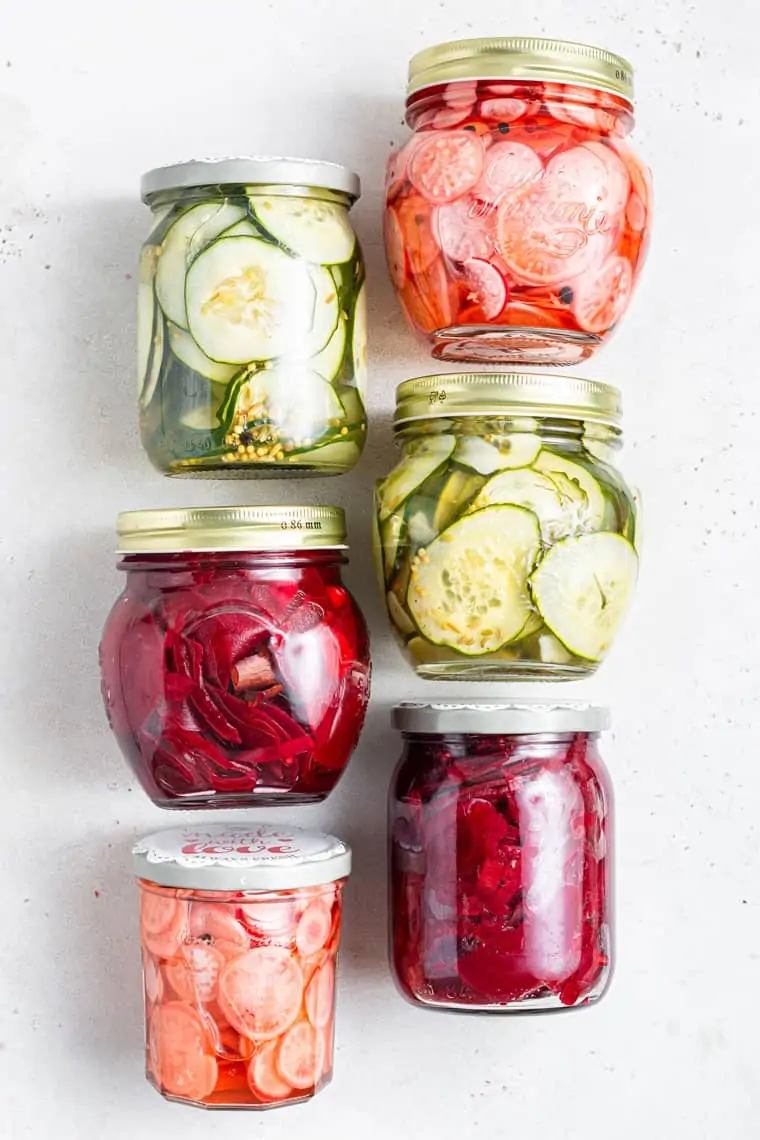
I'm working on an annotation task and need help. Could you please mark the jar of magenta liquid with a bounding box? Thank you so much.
[389,701,613,1012]
[100,505,370,808]
[134,822,350,1109]
[385,37,652,364]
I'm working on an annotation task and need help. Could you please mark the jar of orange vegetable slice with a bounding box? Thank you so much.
[133,822,350,1110]
[385,37,652,365]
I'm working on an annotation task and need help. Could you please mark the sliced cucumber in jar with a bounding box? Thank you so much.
[287,438,360,468]
[222,363,344,448]
[387,590,417,638]
[179,403,218,431]
[538,632,574,665]
[140,312,164,409]
[533,450,606,530]
[252,196,356,263]
[167,322,239,384]
[312,313,347,383]
[381,512,405,581]
[530,531,638,662]
[336,384,365,429]
[137,246,158,392]
[455,433,541,474]
[186,236,316,364]
[218,218,261,239]
[352,281,368,396]
[406,505,542,655]
[156,202,247,329]
[308,265,341,355]
[468,468,567,541]
[433,469,484,533]
[377,435,456,521]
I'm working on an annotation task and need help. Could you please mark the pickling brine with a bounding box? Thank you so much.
[139,158,367,477]
[385,37,651,364]
[374,373,639,680]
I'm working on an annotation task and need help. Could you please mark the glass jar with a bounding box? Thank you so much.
[139,157,367,477]
[374,372,639,680]
[389,701,613,1012]
[133,822,350,1109]
[100,506,371,807]
[384,37,652,365]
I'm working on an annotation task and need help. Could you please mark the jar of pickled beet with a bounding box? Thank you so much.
[374,372,639,680]
[139,157,367,476]
[385,37,652,365]
[390,701,613,1012]
[100,505,371,807]
[133,822,350,1109]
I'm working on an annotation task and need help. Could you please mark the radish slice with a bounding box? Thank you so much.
[383,207,408,289]
[463,258,508,319]
[305,959,335,1029]
[276,1020,322,1090]
[432,105,473,129]
[479,98,527,122]
[219,947,304,1041]
[249,1039,293,1101]
[434,199,494,263]
[149,1002,218,1101]
[295,900,332,957]
[477,140,543,207]
[165,943,225,1004]
[442,80,477,107]
[189,902,249,960]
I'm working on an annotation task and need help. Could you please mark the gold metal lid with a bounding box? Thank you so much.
[394,373,622,429]
[116,506,347,554]
[407,37,634,103]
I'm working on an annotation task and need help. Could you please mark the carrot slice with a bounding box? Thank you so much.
[219,947,303,1041]
[149,1002,218,1101]
[295,900,332,957]
[276,1020,322,1090]
[305,958,335,1030]
[189,902,250,959]
[249,1039,294,1102]
[141,896,189,959]
[165,943,224,1004]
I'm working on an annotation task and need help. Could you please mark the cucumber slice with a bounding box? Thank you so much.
[377,436,455,521]
[252,196,355,263]
[336,384,365,428]
[407,505,541,655]
[352,281,368,396]
[137,245,158,391]
[223,364,344,447]
[186,236,316,364]
[312,313,347,382]
[381,513,405,581]
[432,469,483,533]
[179,403,217,431]
[468,468,582,543]
[140,312,164,408]
[530,532,638,661]
[218,219,260,239]
[288,438,360,468]
[533,450,606,530]
[455,434,540,474]
[167,323,239,384]
[156,202,246,328]
[309,265,341,355]
[387,590,417,638]
[538,632,573,665]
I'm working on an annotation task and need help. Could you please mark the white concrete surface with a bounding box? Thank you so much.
[1,1,758,1136]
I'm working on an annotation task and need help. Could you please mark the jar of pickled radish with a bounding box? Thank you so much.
[100,505,371,807]
[390,701,613,1011]
[374,372,639,680]
[385,37,652,365]
[134,822,350,1109]
[139,157,367,476]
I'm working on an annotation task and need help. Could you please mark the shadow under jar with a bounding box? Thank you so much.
[134,822,350,1109]
[384,37,652,365]
[139,157,367,476]
[100,506,371,808]
[374,372,639,680]
[389,701,613,1012]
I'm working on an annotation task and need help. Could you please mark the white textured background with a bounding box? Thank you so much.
[1,1,758,1136]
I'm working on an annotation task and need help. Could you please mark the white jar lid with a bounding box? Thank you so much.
[133,822,351,892]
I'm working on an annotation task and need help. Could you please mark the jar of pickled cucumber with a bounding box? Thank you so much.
[389,701,613,1011]
[374,372,639,679]
[384,37,652,365]
[139,157,367,477]
[133,822,350,1109]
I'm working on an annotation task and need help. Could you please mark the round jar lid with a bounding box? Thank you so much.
[394,372,622,429]
[133,823,352,892]
[407,37,634,103]
[392,700,610,734]
[116,505,347,554]
[141,156,361,204]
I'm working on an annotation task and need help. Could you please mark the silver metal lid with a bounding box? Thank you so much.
[392,701,610,734]
[141,156,361,203]
[133,823,351,892]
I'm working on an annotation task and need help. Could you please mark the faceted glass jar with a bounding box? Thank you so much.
[135,823,349,1110]
[374,373,639,680]
[384,39,651,365]
[139,158,367,477]
[100,507,371,807]
[389,708,613,1011]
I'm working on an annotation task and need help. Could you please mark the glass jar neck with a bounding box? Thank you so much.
[405,79,634,136]
[118,549,348,573]
[395,415,621,453]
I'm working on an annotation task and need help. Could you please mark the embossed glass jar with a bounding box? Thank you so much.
[139,157,367,476]
[100,506,371,807]
[389,701,613,1011]
[134,822,350,1109]
[384,37,652,365]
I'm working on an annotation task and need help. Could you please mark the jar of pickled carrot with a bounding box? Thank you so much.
[139,157,366,476]
[374,372,639,680]
[390,701,613,1011]
[100,505,370,807]
[385,37,652,364]
[133,822,350,1109]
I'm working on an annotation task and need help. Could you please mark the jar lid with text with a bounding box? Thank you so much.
[116,505,347,553]
[392,700,610,735]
